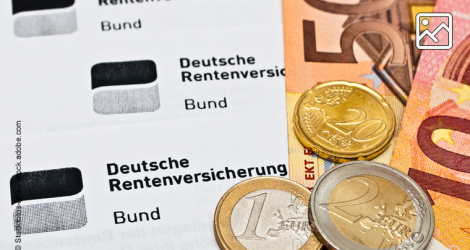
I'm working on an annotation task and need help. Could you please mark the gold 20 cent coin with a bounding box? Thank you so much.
[214,177,321,250]
[294,81,395,163]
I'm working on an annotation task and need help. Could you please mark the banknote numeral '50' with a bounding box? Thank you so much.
[302,0,406,65]
[303,20,406,66]
[319,176,379,223]
[304,0,398,15]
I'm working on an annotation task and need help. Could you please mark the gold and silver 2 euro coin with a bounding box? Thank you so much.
[294,81,395,163]
[214,177,321,250]
[309,161,434,250]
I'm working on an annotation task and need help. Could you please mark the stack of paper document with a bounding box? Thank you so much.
[0,0,289,249]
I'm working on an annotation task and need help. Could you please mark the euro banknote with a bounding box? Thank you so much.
[390,0,470,248]
[283,0,435,190]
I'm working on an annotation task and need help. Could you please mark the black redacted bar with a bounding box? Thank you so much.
[10,167,83,204]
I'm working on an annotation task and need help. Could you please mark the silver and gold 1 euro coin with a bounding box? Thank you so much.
[309,161,434,250]
[214,177,322,250]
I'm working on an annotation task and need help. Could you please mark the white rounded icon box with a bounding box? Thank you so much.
[91,60,160,115]
[416,12,453,50]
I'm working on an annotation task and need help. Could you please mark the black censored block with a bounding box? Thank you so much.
[91,60,157,90]
[13,0,75,15]
[10,167,83,204]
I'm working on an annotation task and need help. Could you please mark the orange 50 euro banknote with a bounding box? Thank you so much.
[283,0,436,190]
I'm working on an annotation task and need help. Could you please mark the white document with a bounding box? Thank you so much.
[0,0,285,138]
[0,1,291,249]
[1,113,289,250]
[0,0,282,36]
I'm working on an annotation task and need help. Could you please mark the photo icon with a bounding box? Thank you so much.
[416,13,452,50]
